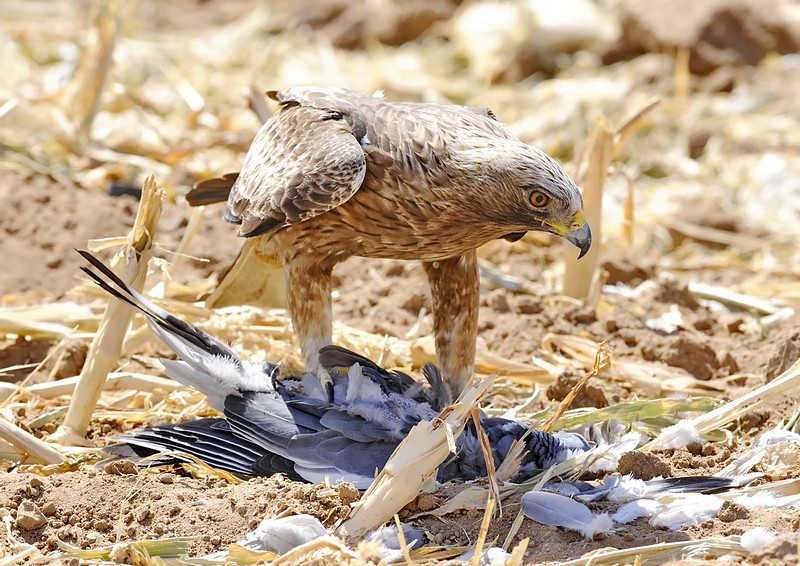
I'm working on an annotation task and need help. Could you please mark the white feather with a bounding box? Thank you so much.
[756,429,800,446]
[612,499,663,524]
[649,495,721,530]
[236,360,278,392]
[458,546,512,564]
[160,354,273,412]
[656,420,702,449]
[241,514,328,554]
[147,315,275,404]
[204,355,249,384]
[740,527,777,553]
[160,359,226,411]
[298,372,329,401]
[606,476,650,502]
[734,491,800,510]
[345,363,385,404]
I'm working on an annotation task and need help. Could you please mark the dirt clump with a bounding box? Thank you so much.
[15,500,47,531]
[668,443,732,475]
[547,372,608,408]
[0,337,53,383]
[640,333,738,380]
[618,451,672,480]
[717,500,749,523]
[750,535,799,565]
[651,279,701,310]
[602,259,655,287]
[764,322,800,381]
[738,409,771,433]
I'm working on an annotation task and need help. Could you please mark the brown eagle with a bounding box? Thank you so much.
[189,87,591,403]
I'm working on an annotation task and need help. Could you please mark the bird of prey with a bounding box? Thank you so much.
[188,86,592,403]
[81,251,589,488]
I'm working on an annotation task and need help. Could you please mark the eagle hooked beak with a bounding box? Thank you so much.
[544,210,592,259]
[566,221,592,259]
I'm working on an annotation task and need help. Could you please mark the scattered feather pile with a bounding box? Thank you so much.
[522,471,800,538]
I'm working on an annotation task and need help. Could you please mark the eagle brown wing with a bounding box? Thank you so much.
[226,96,367,238]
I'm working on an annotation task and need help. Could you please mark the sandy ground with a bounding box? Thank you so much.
[1,167,799,564]
[2,0,800,564]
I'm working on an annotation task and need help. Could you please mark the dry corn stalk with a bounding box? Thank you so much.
[506,537,530,566]
[393,514,415,565]
[0,414,66,465]
[66,0,120,148]
[50,176,163,445]
[562,116,612,299]
[471,496,497,566]
[673,46,691,110]
[205,239,288,309]
[0,372,183,403]
[471,408,501,513]
[0,302,96,338]
[614,97,660,154]
[339,376,494,539]
[540,343,611,433]
[562,97,659,299]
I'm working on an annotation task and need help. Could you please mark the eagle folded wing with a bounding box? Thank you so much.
[227,103,368,237]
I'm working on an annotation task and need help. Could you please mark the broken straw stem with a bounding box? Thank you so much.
[50,176,163,445]
[339,377,494,538]
[0,414,66,465]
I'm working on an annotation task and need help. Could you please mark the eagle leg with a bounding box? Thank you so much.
[423,250,479,404]
[285,261,335,393]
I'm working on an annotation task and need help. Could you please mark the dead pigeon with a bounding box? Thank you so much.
[81,251,588,488]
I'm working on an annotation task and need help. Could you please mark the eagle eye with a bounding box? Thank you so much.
[529,190,549,208]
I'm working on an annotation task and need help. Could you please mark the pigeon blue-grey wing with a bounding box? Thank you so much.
[111,418,300,479]
[287,432,362,486]
[421,362,450,410]
[282,429,396,488]
[437,418,592,483]
[438,433,487,483]
[331,441,396,484]
[296,437,394,489]
[318,345,386,374]
[129,426,259,474]
[223,392,315,454]
[319,410,396,443]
